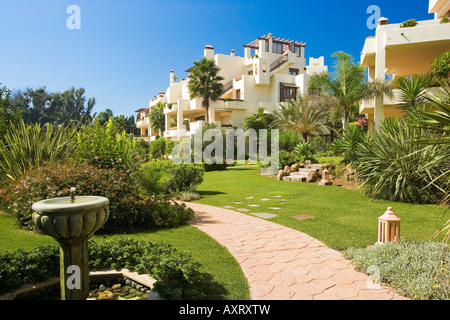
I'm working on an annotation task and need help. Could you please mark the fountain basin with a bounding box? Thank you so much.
[32,196,109,239]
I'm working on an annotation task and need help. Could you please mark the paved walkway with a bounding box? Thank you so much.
[184,202,408,300]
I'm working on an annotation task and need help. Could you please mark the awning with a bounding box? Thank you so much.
[280,82,299,88]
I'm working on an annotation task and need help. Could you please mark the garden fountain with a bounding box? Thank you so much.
[32,188,109,300]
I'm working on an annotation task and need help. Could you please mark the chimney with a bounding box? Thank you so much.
[204,45,214,60]
[377,17,388,26]
[170,70,174,86]
[230,49,235,57]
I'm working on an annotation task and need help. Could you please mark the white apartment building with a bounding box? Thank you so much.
[360,0,450,131]
[136,34,328,142]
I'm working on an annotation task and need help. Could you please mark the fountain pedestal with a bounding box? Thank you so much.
[32,195,109,300]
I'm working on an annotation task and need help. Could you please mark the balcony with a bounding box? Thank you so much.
[361,37,376,67]
[164,104,178,114]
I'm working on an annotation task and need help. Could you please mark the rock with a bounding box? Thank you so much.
[306,170,320,182]
[97,290,115,300]
[112,284,121,290]
[283,165,291,175]
[98,285,106,292]
[277,170,285,180]
[298,163,305,168]
[305,160,312,165]
[290,163,300,172]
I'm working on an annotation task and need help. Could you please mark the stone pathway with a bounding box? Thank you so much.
[185,202,408,300]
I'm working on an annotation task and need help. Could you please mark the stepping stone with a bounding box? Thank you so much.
[234,201,242,204]
[292,215,315,220]
[223,205,234,209]
[246,196,254,199]
[272,195,283,198]
[236,208,250,212]
[252,212,277,219]
[260,198,271,201]
[248,204,260,207]
[268,207,281,210]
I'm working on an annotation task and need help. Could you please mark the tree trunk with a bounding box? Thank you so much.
[203,99,210,123]
[341,107,349,130]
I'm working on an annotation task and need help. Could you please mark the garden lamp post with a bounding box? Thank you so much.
[376,207,401,245]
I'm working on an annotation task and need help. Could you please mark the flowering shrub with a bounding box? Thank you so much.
[0,160,194,233]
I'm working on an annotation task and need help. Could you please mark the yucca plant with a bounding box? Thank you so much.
[0,119,77,179]
[356,116,449,204]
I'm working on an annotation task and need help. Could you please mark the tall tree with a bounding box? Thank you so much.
[187,57,224,123]
[0,85,21,139]
[95,108,114,126]
[149,101,166,136]
[309,51,393,130]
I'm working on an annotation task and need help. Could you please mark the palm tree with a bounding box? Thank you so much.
[149,101,166,136]
[309,51,393,130]
[187,57,224,123]
[243,107,276,131]
[271,95,330,142]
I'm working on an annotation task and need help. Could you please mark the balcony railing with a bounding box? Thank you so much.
[270,54,289,72]
[223,80,233,92]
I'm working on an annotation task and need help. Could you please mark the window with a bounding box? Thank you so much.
[292,45,301,57]
[280,84,297,102]
[289,68,299,76]
[265,40,269,52]
[247,70,253,75]
[194,116,205,122]
[272,42,283,54]
[235,89,241,100]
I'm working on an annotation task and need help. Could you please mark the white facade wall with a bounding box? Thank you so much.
[139,35,328,141]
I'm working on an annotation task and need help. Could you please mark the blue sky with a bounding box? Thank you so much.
[0,0,433,118]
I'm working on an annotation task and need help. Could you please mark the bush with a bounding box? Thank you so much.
[355,117,449,204]
[278,150,301,169]
[149,137,167,159]
[278,131,301,153]
[139,161,204,195]
[0,238,207,299]
[329,125,366,164]
[400,19,418,28]
[345,240,450,300]
[75,122,146,171]
[294,141,314,159]
[0,160,194,233]
[0,119,77,180]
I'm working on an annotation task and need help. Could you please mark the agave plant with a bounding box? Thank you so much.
[0,119,77,179]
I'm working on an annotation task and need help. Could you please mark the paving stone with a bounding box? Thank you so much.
[236,208,250,212]
[246,196,254,199]
[223,205,234,209]
[184,202,408,301]
[248,204,260,207]
[268,207,281,210]
[260,198,271,201]
[252,212,278,219]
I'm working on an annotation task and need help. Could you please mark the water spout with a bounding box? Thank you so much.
[70,187,76,201]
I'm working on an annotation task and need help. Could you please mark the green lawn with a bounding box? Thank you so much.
[194,165,447,251]
[0,213,249,300]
